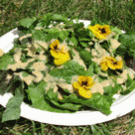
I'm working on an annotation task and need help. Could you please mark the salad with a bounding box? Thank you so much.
[0,13,135,122]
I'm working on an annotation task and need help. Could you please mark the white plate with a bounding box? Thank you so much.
[0,20,135,126]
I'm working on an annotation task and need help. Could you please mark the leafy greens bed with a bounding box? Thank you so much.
[0,13,135,122]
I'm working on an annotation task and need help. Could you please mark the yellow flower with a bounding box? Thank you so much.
[89,24,111,40]
[54,52,70,65]
[73,76,95,99]
[100,56,123,71]
[50,40,71,65]
[100,57,110,71]
[107,57,123,70]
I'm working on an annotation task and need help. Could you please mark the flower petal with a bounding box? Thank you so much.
[78,76,85,84]
[78,87,92,99]
[54,52,71,65]
[94,31,106,40]
[115,60,123,69]
[50,39,60,50]
[101,62,108,71]
[89,24,111,40]
[87,81,95,88]
[101,25,111,36]
[87,76,94,85]
[107,60,116,70]
[72,82,81,91]
[50,50,62,58]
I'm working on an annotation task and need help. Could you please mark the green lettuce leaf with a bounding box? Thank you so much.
[19,17,37,29]
[103,80,122,96]
[51,14,69,22]
[86,63,95,76]
[32,29,47,42]
[69,36,78,47]
[59,30,69,40]
[40,14,70,28]
[26,81,47,110]
[44,28,60,42]
[0,53,15,70]
[2,81,24,122]
[116,33,135,59]
[45,89,81,111]
[121,75,135,95]
[60,93,113,115]
[26,81,71,113]
[49,60,87,84]
[79,50,92,65]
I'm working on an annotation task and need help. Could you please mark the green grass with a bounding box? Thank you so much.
[0,104,135,134]
[0,0,135,134]
[0,0,135,36]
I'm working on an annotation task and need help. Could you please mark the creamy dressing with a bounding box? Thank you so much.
[90,75,105,95]
[90,83,104,95]
[21,75,35,85]
[57,93,63,100]
[85,47,91,52]
[91,68,135,95]
[90,75,106,95]
[106,32,115,40]
[72,49,87,70]
[117,68,135,84]
[43,73,74,98]
[53,85,64,100]
[71,75,79,83]
[35,27,43,30]
[115,55,123,61]
[99,72,108,77]
[14,72,35,85]
[57,83,74,93]
[25,45,47,61]
[19,34,32,41]
[43,73,62,84]
[101,79,114,87]
[91,49,98,57]
[57,65,64,69]
[7,33,48,85]
[32,71,44,82]
[45,82,57,92]
[5,74,12,83]
[92,42,110,65]
[110,39,121,50]
[0,49,4,57]
[34,40,49,50]
[44,74,79,94]
[13,48,22,62]
[32,62,46,71]
[7,59,35,71]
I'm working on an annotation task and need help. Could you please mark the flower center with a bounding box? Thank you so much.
[54,45,62,52]
[82,81,88,86]
[111,61,117,65]
[54,45,58,50]
[99,28,106,33]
